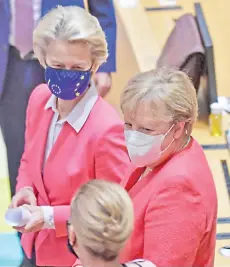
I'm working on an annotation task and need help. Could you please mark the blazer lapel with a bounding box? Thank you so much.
[45,122,75,163]
[31,109,53,204]
[121,165,145,191]
[128,171,153,198]
[122,165,161,198]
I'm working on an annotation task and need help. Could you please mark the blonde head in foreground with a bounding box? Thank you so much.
[68,180,134,265]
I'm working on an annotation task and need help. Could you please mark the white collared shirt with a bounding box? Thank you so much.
[41,83,98,228]
[43,83,98,164]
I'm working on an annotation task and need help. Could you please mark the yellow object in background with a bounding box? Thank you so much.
[0,177,14,233]
[0,129,14,233]
[209,102,223,137]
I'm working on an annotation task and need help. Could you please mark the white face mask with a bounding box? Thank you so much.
[125,124,175,167]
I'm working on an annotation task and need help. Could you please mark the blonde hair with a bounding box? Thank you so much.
[71,180,134,261]
[121,67,198,134]
[33,5,108,67]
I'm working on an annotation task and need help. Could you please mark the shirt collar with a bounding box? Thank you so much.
[44,83,98,132]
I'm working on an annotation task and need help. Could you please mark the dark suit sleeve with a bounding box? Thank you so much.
[88,0,117,73]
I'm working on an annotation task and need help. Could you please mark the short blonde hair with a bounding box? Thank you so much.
[121,67,198,134]
[71,180,134,261]
[33,5,108,67]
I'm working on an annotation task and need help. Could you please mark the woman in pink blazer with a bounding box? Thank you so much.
[9,6,130,267]
[118,68,217,267]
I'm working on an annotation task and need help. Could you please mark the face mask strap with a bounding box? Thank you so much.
[160,137,175,154]
[164,123,175,137]
[160,123,175,155]
[66,221,79,258]
[160,120,190,155]
[44,61,48,69]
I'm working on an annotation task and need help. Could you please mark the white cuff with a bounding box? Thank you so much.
[41,206,55,229]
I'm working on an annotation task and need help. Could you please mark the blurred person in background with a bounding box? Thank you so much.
[69,180,156,267]
[9,6,126,267]
[119,67,217,267]
[0,0,116,199]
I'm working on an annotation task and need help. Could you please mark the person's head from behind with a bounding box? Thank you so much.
[121,67,198,168]
[68,180,134,266]
[33,6,108,100]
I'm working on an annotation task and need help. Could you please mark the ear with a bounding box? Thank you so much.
[69,224,77,247]
[91,63,99,76]
[173,122,185,140]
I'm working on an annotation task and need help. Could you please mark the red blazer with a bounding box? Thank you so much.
[16,85,130,266]
[119,138,217,267]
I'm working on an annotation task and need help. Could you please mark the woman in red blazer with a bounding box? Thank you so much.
[119,68,217,267]
[9,6,130,267]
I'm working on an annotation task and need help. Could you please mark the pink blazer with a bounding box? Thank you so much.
[119,138,217,267]
[16,85,130,266]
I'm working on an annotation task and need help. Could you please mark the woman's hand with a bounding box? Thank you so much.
[11,188,37,208]
[14,205,44,233]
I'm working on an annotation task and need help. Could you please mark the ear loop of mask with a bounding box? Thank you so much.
[66,221,79,258]
[159,123,175,155]
[161,121,191,155]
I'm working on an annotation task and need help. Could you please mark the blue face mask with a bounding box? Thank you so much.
[45,66,91,100]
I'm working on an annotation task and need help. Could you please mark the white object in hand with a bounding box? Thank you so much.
[5,206,31,227]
